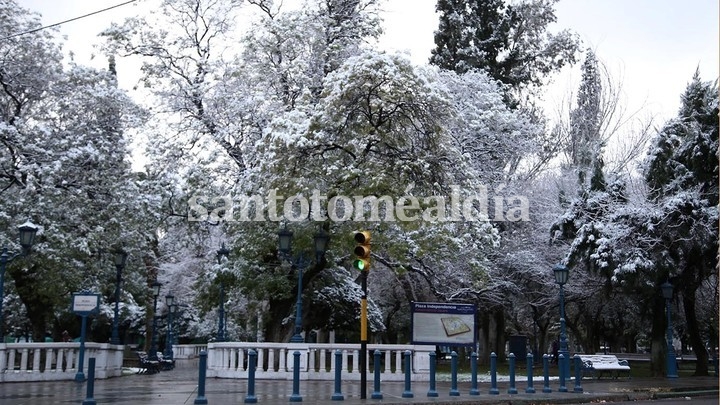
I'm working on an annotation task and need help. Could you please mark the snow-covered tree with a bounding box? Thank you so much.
[429,0,580,97]
[555,71,718,376]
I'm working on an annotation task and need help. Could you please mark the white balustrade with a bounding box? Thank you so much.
[204,342,434,381]
[0,342,124,383]
[173,344,207,359]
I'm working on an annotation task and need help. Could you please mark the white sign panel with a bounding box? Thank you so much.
[72,294,99,314]
[411,302,476,346]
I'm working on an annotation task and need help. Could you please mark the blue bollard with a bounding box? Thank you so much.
[469,352,479,395]
[194,351,208,405]
[290,351,303,402]
[542,354,551,393]
[331,350,344,400]
[402,350,413,398]
[371,350,383,399]
[489,352,499,395]
[245,349,258,403]
[558,354,568,392]
[508,353,518,394]
[427,352,439,397]
[81,357,96,405]
[449,351,460,396]
[526,353,535,394]
[573,355,583,393]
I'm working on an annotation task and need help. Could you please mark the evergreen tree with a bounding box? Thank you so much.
[568,51,604,191]
[430,0,579,92]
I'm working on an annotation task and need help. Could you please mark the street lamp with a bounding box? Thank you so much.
[149,280,162,361]
[661,281,678,378]
[0,222,38,342]
[169,303,179,356]
[111,249,128,345]
[164,294,175,359]
[553,263,570,392]
[277,226,329,343]
[216,244,230,342]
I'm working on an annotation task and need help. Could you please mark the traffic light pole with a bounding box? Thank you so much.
[360,269,368,399]
[353,230,371,400]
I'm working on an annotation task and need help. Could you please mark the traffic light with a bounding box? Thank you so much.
[352,230,371,271]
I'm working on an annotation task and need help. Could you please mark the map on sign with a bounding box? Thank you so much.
[441,316,471,337]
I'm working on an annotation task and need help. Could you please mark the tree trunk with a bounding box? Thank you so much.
[9,263,51,342]
[264,296,294,342]
[682,287,709,375]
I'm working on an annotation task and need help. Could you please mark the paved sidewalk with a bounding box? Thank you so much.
[0,366,717,405]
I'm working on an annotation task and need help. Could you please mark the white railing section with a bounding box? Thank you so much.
[206,342,435,381]
[173,344,208,359]
[0,342,123,383]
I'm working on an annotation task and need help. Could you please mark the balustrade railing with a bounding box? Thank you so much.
[206,342,435,381]
[173,343,208,359]
[0,342,123,382]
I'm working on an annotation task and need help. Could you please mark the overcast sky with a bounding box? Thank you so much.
[17,0,720,122]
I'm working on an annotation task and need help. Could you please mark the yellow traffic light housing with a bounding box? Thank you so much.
[352,231,371,271]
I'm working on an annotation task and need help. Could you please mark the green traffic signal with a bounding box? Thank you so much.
[353,259,369,270]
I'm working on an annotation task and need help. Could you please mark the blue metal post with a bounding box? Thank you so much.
[665,296,678,378]
[508,353,518,394]
[542,354,551,393]
[489,352,499,395]
[290,351,303,402]
[81,357,97,405]
[331,350,344,400]
[245,349,258,403]
[402,350,413,398]
[543,353,552,393]
[0,248,10,342]
[427,351,438,397]
[150,293,160,361]
[217,282,225,342]
[526,352,535,393]
[449,351,460,396]
[573,354,583,392]
[371,350,383,399]
[289,258,305,343]
[469,352,479,395]
[111,267,122,345]
[75,315,88,382]
[165,307,174,358]
[558,354,567,392]
[559,283,570,383]
[194,351,208,405]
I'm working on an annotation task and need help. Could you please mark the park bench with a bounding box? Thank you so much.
[578,354,631,379]
[156,352,175,370]
[135,351,160,374]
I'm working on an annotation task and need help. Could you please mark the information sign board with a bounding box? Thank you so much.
[411,302,476,346]
[72,293,100,316]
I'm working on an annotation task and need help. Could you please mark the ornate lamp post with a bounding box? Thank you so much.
[0,222,38,342]
[661,281,678,378]
[216,244,230,342]
[277,227,329,343]
[169,302,179,357]
[553,263,570,391]
[164,294,175,358]
[149,280,162,361]
[111,249,128,345]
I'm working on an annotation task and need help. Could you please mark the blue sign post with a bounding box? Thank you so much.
[72,292,100,382]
